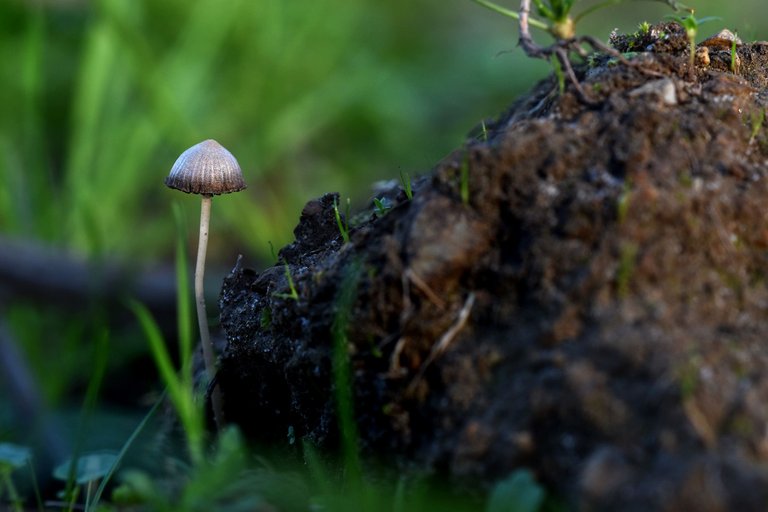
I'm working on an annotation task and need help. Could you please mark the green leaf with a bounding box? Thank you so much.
[53,452,118,485]
[0,443,31,470]
[486,469,545,512]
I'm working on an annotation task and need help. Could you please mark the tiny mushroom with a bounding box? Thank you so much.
[165,139,247,431]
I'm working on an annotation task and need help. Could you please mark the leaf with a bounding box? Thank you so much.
[0,443,31,469]
[486,469,545,512]
[53,451,118,484]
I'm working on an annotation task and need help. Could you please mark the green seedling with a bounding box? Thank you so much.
[480,120,489,142]
[333,197,350,243]
[665,12,720,79]
[373,197,392,216]
[731,33,738,73]
[273,261,300,301]
[471,0,690,103]
[400,170,414,200]
[460,155,471,205]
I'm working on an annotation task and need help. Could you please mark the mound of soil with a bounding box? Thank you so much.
[217,23,768,510]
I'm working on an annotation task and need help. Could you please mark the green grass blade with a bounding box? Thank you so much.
[88,391,167,511]
[331,260,363,485]
[127,299,205,464]
[172,202,193,388]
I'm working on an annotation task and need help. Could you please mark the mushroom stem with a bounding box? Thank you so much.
[195,194,224,431]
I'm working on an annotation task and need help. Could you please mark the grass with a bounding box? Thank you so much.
[333,196,351,244]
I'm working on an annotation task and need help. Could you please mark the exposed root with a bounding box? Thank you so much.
[406,292,476,397]
[518,0,663,106]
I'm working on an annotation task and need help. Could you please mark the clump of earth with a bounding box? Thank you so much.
[216,22,768,510]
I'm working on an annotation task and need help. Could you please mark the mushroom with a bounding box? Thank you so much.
[165,139,246,430]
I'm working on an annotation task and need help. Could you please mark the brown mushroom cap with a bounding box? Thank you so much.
[165,139,247,195]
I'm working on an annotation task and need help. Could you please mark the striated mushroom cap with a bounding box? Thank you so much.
[165,139,247,195]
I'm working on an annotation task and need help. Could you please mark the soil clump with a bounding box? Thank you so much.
[217,22,768,510]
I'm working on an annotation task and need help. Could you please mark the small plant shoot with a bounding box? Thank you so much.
[400,170,414,200]
[333,196,351,243]
[666,12,720,78]
[470,0,692,103]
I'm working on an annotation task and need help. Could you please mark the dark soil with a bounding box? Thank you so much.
[217,23,768,510]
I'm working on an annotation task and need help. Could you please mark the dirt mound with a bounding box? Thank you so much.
[217,22,768,510]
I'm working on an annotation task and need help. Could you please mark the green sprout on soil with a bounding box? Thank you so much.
[373,197,391,217]
[333,196,351,243]
[460,155,471,205]
[470,0,690,103]
[730,33,739,73]
[400,170,414,200]
[665,12,720,79]
[274,261,300,301]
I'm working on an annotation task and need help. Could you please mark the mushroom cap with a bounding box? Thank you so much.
[165,139,247,195]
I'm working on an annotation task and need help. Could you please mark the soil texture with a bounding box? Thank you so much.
[217,23,768,510]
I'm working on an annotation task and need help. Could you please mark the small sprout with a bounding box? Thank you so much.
[480,120,489,141]
[460,154,470,206]
[272,260,299,301]
[373,197,391,216]
[399,170,413,200]
[333,197,350,243]
[472,0,688,104]
[638,21,651,35]
[665,13,721,79]
[260,307,272,329]
[165,139,247,431]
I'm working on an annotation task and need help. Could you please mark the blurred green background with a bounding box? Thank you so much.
[0,0,765,486]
